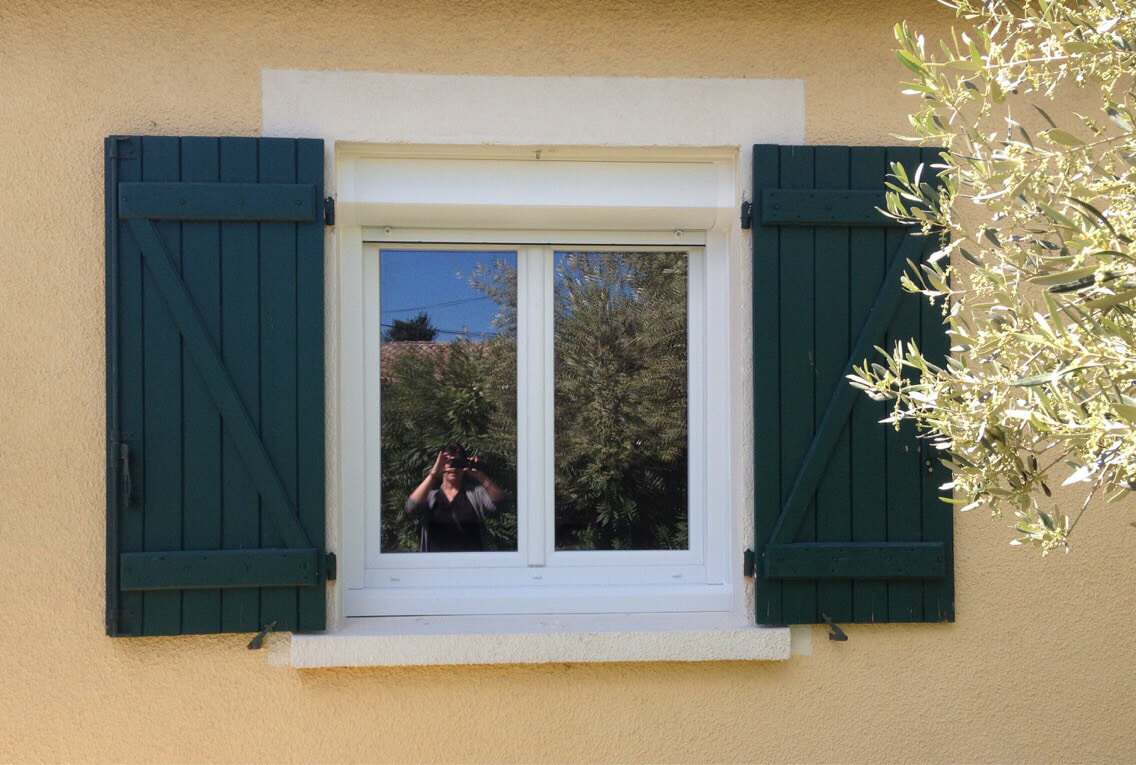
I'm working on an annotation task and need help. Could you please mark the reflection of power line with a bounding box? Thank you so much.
[380,322,501,338]
[381,296,491,313]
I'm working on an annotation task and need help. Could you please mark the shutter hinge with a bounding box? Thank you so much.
[323,196,335,226]
[743,548,755,577]
[325,551,337,582]
[740,200,754,230]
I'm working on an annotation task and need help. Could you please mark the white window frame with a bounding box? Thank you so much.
[350,239,725,616]
[335,145,739,618]
[262,71,807,661]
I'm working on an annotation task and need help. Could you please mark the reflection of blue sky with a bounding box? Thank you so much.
[380,250,514,341]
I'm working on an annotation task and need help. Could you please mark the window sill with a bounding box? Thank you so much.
[268,613,798,668]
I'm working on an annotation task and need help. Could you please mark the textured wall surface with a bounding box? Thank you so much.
[1,1,1135,762]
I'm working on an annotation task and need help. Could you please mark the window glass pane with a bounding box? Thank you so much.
[554,251,688,551]
[379,250,518,553]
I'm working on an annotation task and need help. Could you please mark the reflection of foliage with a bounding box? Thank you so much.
[379,252,688,552]
[554,252,688,550]
[380,339,517,552]
[465,257,518,334]
[384,312,437,341]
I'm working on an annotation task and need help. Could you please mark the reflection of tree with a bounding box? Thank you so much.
[465,257,517,335]
[381,257,519,552]
[383,312,437,341]
[380,338,517,552]
[379,252,687,553]
[554,252,687,550]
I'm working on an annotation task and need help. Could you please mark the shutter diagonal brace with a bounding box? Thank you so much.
[769,229,930,545]
[126,218,314,551]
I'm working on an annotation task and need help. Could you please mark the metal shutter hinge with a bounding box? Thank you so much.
[740,200,754,230]
[743,548,755,577]
[323,196,335,226]
[325,551,337,582]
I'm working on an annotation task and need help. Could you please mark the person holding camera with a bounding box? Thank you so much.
[405,443,506,552]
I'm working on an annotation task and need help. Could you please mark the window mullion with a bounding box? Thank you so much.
[541,246,556,564]
[518,245,549,567]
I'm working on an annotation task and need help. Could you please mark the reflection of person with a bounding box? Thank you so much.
[405,443,506,552]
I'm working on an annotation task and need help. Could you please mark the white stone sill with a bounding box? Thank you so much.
[268,613,800,668]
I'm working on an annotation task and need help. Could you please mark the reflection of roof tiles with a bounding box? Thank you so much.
[380,341,452,382]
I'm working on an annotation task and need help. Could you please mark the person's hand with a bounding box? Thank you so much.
[464,457,504,502]
[464,456,487,481]
[428,450,447,480]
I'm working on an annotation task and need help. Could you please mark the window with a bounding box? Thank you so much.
[336,148,737,618]
[352,243,716,615]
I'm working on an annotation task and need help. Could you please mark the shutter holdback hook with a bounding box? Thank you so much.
[247,620,278,650]
[822,613,848,641]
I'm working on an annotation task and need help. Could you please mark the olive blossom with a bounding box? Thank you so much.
[850,0,1136,552]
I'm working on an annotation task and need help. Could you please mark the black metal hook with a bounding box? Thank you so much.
[822,613,848,641]
[247,620,278,650]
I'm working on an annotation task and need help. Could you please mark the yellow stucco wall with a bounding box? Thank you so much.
[1,1,1134,761]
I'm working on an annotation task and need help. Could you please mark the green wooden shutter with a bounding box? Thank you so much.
[753,144,954,625]
[105,135,328,637]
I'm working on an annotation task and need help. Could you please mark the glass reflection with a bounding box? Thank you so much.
[379,250,518,553]
[554,251,689,551]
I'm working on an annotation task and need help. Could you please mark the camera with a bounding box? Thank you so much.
[447,455,475,470]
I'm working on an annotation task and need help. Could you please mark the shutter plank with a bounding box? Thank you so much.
[778,146,817,625]
[126,219,314,550]
[258,138,300,632]
[848,147,890,623]
[180,137,223,634]
[766,542,945,579]
[813,146,853,624]
[753,146,783,625]
[770,224,924,547]
[105,138,121,635]
[118,182,316,221]
[760,189,904,226]
[113,138,145,636]
[219,137,263,633]
[919,146,955,622]
[121,549,319,590]
[141,136,183,636]
[885,146,925,622]
[296,139,327,632]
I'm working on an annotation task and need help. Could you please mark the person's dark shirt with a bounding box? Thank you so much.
[404,484,500,552]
